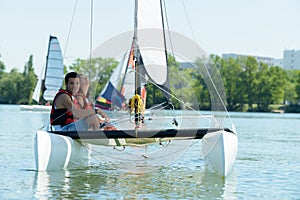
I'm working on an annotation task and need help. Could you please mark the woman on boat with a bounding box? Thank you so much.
[50,72,100,131]
[75,74,117,130]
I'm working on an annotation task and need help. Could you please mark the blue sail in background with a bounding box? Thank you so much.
[101,81,125,108]
[96,47,129,110]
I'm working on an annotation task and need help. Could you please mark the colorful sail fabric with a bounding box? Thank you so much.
[95,96,112,110]
[100,82,125,108]
[121,43,136,100]
[96,49,128,109]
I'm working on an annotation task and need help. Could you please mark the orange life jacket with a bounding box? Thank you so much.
[73,93,94,111]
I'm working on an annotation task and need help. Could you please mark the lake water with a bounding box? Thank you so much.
[0,104,299,199]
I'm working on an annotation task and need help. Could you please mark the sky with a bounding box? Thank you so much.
[0,0,299,75]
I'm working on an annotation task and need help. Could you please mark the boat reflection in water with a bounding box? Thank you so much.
[33,161,237,199]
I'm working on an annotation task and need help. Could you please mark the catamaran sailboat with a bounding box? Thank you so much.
[34,0,238,176]
[20,35,64,112]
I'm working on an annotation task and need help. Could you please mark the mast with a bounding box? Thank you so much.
[133,0,142,126]
[159,0,170,101]
[134,0,140,96]
[41,35,54,102]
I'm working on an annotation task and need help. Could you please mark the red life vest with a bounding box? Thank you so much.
[74,93,94,111]
[50,89,79,126]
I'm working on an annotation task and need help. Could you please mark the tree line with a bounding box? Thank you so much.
[0,54,300,112]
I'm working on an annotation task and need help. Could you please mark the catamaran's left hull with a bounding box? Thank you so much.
[34,130,88,171]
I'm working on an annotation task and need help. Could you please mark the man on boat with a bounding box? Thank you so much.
[50,72,99,131]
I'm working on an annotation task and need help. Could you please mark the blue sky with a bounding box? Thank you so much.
[0,0,299,75]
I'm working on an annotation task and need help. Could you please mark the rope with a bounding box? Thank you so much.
[63,0,78,58]
[180,0,234,126]
[88,0,94,79]
[181,0,197,42]
[162,0,175,60]
[129,94,144,114]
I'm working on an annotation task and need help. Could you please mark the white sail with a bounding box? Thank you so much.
[32,65,44,103]
[136,0,168,86]
[43,36,64,101]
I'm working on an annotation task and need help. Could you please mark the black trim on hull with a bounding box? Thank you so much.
[50,128,234,140]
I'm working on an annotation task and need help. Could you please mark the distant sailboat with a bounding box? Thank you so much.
[20,35,64,111]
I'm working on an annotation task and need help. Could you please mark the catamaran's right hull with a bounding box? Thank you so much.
[201,130,238,177]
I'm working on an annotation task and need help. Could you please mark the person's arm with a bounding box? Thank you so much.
[95,108,109,121]
[56,93,96,119]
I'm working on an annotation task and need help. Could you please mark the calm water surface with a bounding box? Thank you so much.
[0,104,299,199]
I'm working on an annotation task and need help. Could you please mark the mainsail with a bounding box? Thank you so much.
[33,35,64,102]
[136,0,168,87]
[96,0,168,110]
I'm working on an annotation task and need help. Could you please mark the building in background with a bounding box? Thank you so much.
[283,49,300,70]
[222,50,300,70]
[180,50,300,70]
[222,53,278,67]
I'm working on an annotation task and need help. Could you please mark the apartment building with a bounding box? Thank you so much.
[283,49,300,70]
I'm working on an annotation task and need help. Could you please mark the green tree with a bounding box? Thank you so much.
[219,57,244,111]
[198,55,228,111]
[145,55,177,108]
[19,55,37,104]
[0,69,23,104]
[69,57,118,100]
[255,62,271,111]
[0,60,5,78]
[186,63,210,110]
[241,57,258,111]
[294,70,300,102]
[268,66,287,104]
[284,70,298,104]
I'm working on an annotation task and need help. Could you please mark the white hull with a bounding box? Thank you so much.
[202,130,238,176]
[34,130,88,171]
[35,127,238,176]
[20,105,51,112]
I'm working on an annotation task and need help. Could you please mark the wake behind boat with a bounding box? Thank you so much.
[34,0,238,177]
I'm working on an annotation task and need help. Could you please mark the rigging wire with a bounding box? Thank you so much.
[180,0,197,42]
[63,0,78,58]
[133,68,211,121]
[88,0,94,80]
[80,139,200,164]
[180,0,233,125]
[162,0,175,60]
